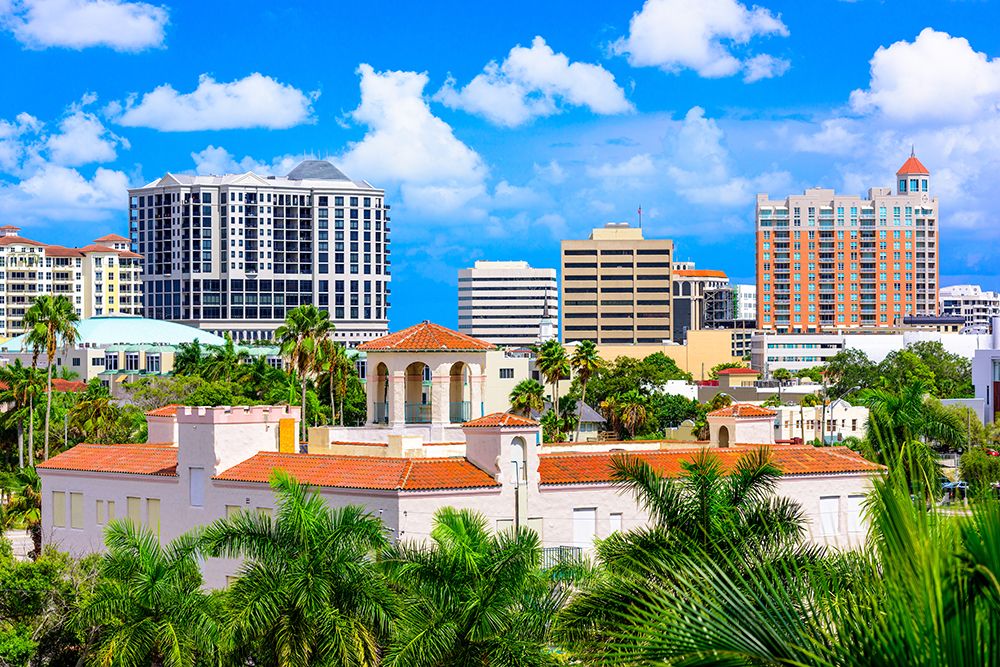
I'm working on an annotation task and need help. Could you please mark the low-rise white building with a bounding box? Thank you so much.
[939,284,1000,330]
[774,402,869,443]
[38,404,882,588]
[753,329,994,373]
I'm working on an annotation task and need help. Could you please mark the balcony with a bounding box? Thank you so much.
[449,401,471,423]
[405,403,431,424]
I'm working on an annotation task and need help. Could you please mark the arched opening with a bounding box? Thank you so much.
[718,425,730,448]
[405,362,431,423]
[511,436,527,486]
[373,362,389,423]
[682,282,692,296]
[449,362,471,423]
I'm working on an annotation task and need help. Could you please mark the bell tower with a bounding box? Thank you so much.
[896,146,930,197]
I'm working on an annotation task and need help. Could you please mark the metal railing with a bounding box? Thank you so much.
[542,546,583,569]
[405,403,432,424]
[450,401,471,423]
[372,402,388,424]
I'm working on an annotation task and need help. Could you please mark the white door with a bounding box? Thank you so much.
[573,508,597,549]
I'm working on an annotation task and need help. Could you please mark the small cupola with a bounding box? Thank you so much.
[897,147,930,196]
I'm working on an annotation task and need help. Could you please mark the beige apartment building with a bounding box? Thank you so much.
[0,226,142,340]
[755,153,939,333]
[561,223,672,344]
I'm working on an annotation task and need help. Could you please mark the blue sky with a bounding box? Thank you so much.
[3,0,1000,330]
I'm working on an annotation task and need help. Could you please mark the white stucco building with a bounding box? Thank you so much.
[939,284,1000,330]
[774,403,869,443]
[457,261,558,347]
[38,400,882,588]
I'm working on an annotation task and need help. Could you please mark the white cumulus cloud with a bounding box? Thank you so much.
[111,73,318,131]
[850,28,1000,124]
[792,119,861,155]
[46,108,126,166]
[0,0,168,51]
[340,64,489,216]
[435,36,633,126]
[189,146,307,178]
[612,0,789,79]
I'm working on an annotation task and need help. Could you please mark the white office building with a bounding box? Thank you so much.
[736,284,757,320]
[939,284,1000,329]
[457,261,557,346]
[128,160,391,345]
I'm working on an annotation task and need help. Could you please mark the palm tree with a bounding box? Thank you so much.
[509,378,545,417]
[570,340,603,442]
[600,395,621,438]
[382,507,564,667]
[618,390,648,440]
[79,521,220,667]
[557,476,1000,667]
[172,339,204,376]
[274,305,333,442]
[24,295,79,461]
[861,380,965,495]
[610,447,805,556]
[535,339,570,417]
[316,338,355,426]
[201,332,251,383]
[0,359,44,468]
[199,470,395,667]
[71,383,125,445]
[0,466,42,557]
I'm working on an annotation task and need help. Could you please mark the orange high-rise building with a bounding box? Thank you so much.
[755,153,939,333]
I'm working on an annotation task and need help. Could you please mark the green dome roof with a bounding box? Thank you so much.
[0,315,226,352]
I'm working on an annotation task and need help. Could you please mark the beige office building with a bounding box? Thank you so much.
[561,223,672,344]
[457,261,557,347]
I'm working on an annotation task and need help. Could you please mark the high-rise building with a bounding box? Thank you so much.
[457,260,557,347]
[671,264,729,342]
[939,284,1000,329]
[128,160,391,345]
[755,152,939,333]
[0,226,143,339]
[560,223,672,344]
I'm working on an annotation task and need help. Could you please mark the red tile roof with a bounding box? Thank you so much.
[708,403,777,418]
[37,443,177,476]
[674,269,727,279]
[897,156,929,174]
[118,251,142,259]
[0,235,44,247]
[77,244,119,254]
[145,404,180,417]
[463,412,539,428]
[716,367,759,375]
[538,446,882,485]
[0,225,20,231]
[359,321,497,352]
[44,245,84,257]
[93,234,130,243]
[215,453,499,491]
[50,379,86,392]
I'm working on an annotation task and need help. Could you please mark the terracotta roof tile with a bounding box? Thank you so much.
[118,251,142,259]
[93,234,129,243]
[0,236,44,247]
[463,412,539,428]
[538,446,883,485]
[44,245,84,258]
[37,443,177,476]
[145,404,180,417]
[708,403,777,418]
[674,269,727,279]
[215,453,499,491]
[359,321,497,352]
[715,367,759,375]
[50,379,86,392]
[0,225,19,231]
[897,156,929,174]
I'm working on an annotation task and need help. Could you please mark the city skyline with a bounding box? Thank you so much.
[2,0,1000,331]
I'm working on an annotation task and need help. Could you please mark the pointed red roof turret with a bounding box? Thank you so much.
[897,156,929,175]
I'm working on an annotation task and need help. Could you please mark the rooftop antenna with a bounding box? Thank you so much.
[911,144,915,158]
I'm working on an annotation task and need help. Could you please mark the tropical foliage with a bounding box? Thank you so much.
[826,341,973,399]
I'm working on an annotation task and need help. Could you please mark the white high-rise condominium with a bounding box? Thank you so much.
[939,284,1000,328]
[128,160,391,345]
[457,261,558,346]
[736,285,757,320]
